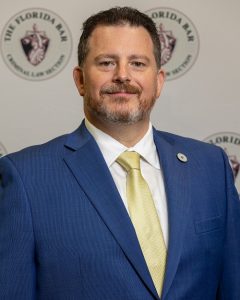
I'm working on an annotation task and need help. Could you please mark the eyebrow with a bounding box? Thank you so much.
[129,55,150,63]
[94,54,118,62]
[94,54,150,62]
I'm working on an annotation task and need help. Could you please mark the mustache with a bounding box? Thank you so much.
[100,83,141,95]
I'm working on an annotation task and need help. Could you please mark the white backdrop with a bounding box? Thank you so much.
[1,0,240,192]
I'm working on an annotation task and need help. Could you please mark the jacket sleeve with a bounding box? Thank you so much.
[0,156,36,299]
[217,149,240,299]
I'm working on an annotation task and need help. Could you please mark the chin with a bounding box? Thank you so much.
[102,108,145,124]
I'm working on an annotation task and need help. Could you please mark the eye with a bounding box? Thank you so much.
[98,60,116,67]
[131,61,146,68]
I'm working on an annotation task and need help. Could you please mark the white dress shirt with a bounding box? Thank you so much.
[85,118,169,247]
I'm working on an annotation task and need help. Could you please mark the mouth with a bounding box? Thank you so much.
[106,91,136,96]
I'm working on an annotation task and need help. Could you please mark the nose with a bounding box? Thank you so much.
[112,62,131,83]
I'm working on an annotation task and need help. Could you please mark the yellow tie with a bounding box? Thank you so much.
[117,151,167,296]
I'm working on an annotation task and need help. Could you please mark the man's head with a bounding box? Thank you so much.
[73,7,164,128]
[77,7,161,69]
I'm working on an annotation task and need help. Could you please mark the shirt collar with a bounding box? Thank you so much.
[85,118,160,169]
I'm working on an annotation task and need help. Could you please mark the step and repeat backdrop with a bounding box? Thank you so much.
[0,0,239,195]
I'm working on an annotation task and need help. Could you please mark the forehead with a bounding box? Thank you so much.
[87,25,154,56]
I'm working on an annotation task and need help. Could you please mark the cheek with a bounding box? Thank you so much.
[141,81,158,98]
[137,73,158,93]
[84,81,99,97]
[150,77,160,96]
[84,73,108,96]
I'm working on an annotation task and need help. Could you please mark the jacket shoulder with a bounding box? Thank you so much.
[154,129,228,167]
[155,130,221,153]
[1,132,69,167]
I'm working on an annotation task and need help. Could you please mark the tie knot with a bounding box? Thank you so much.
[116,151,140,172]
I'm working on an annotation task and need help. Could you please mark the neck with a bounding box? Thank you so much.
[86,114,150,147]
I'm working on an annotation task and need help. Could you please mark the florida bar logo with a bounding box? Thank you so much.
[204,132,240,197]
[145,7,200,80]
[1,8,72,81]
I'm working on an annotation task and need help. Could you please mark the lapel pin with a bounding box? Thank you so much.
[177,153,188,163]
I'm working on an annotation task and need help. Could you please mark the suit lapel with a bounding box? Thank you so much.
[153,129,192,300]
[63,122,159,300]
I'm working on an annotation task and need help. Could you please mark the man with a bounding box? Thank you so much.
[0,7,240,300]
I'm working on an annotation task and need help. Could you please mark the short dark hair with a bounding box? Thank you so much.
[77,7,161,69]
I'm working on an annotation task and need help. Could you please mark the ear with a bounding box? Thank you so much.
[73,66,85,96]
[156,69,165,98]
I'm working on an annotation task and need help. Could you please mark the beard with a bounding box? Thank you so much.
[84,83,157,124]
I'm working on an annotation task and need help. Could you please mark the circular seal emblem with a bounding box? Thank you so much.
[204,132,240,197]
[145,7,200,80]
[0,142,7,158]
[1,8,72,81]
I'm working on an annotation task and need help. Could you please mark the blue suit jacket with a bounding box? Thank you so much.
[0,121,240,299]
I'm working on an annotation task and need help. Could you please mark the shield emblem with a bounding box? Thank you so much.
[158,24,176,66]
[21,24,49,66]
[224,148,240,180]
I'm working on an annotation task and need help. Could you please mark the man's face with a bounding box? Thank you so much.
[74,25,164,125]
